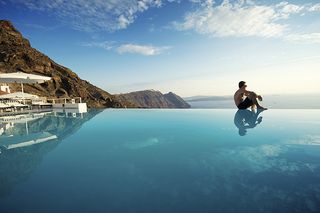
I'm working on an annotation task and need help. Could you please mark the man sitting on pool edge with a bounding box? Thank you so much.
[234,81,267,110]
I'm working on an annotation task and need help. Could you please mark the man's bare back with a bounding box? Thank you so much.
[234,88,245,107]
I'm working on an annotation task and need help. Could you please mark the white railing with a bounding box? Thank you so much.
[46,97,82,104]
[0,97,84,114]
[0,100,28,107]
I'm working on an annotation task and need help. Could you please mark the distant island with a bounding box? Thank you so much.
[0,20,188,109]
[116,90,190,108]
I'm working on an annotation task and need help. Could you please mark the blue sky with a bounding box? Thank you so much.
[1,0,320,97]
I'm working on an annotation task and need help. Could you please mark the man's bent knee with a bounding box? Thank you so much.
[247,92,257,100]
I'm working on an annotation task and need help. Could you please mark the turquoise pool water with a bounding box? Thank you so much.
[1,109,320,213]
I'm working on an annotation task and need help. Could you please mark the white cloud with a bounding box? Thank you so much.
[118,15,132,29]
[173,0,320,39]
[173,0,291,38]
[285,33,320,44]
[308,3,320,12]
[189,0,214,7]
[81,41,171,56]
[10,0,176,31]
[275,1,304,19]
[116,44,171,55]
[80,41,116,50]
[172,0,320,45]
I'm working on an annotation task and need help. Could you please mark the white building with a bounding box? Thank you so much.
[0,83,11,94]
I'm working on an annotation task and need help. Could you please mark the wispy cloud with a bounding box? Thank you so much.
[80,41,171,56]
[10,0,177,32]
[276,1,304,18]
[285,33,320,44]
[173,0,301,38]
[308,3,320,12]
[24,23,64,31]
[173,0,320,44]
[80,41,116,50]
[116,44,171,56]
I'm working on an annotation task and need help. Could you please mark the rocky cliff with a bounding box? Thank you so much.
[0,20,126,108]
[164,92,190,108]
[115,90,190,108]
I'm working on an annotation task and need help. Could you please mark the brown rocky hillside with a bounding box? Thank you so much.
[0,20,127,108]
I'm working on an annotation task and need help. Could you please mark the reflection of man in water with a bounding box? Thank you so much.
[234,109,264,136]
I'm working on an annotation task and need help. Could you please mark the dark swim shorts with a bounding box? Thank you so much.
[237,97,253,109]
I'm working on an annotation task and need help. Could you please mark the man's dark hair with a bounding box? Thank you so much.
[238,81,246,89]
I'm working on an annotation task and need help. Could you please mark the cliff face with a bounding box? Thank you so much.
[164,92,190,108]
[0,20,125,108]
[115,90,190,108]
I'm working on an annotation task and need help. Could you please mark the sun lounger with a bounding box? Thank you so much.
[0,101,13,112]
[5,101,29,111]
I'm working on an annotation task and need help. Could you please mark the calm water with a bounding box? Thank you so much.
[1,109,320,213]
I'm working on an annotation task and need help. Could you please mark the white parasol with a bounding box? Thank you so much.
[0,72,51,93]
[0,92,39,100]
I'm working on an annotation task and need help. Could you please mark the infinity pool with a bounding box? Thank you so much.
[1,109,320,213]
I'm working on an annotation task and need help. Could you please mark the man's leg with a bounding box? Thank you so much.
[247,92,266,109]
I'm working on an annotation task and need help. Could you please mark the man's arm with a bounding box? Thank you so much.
[244,90,254,96]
